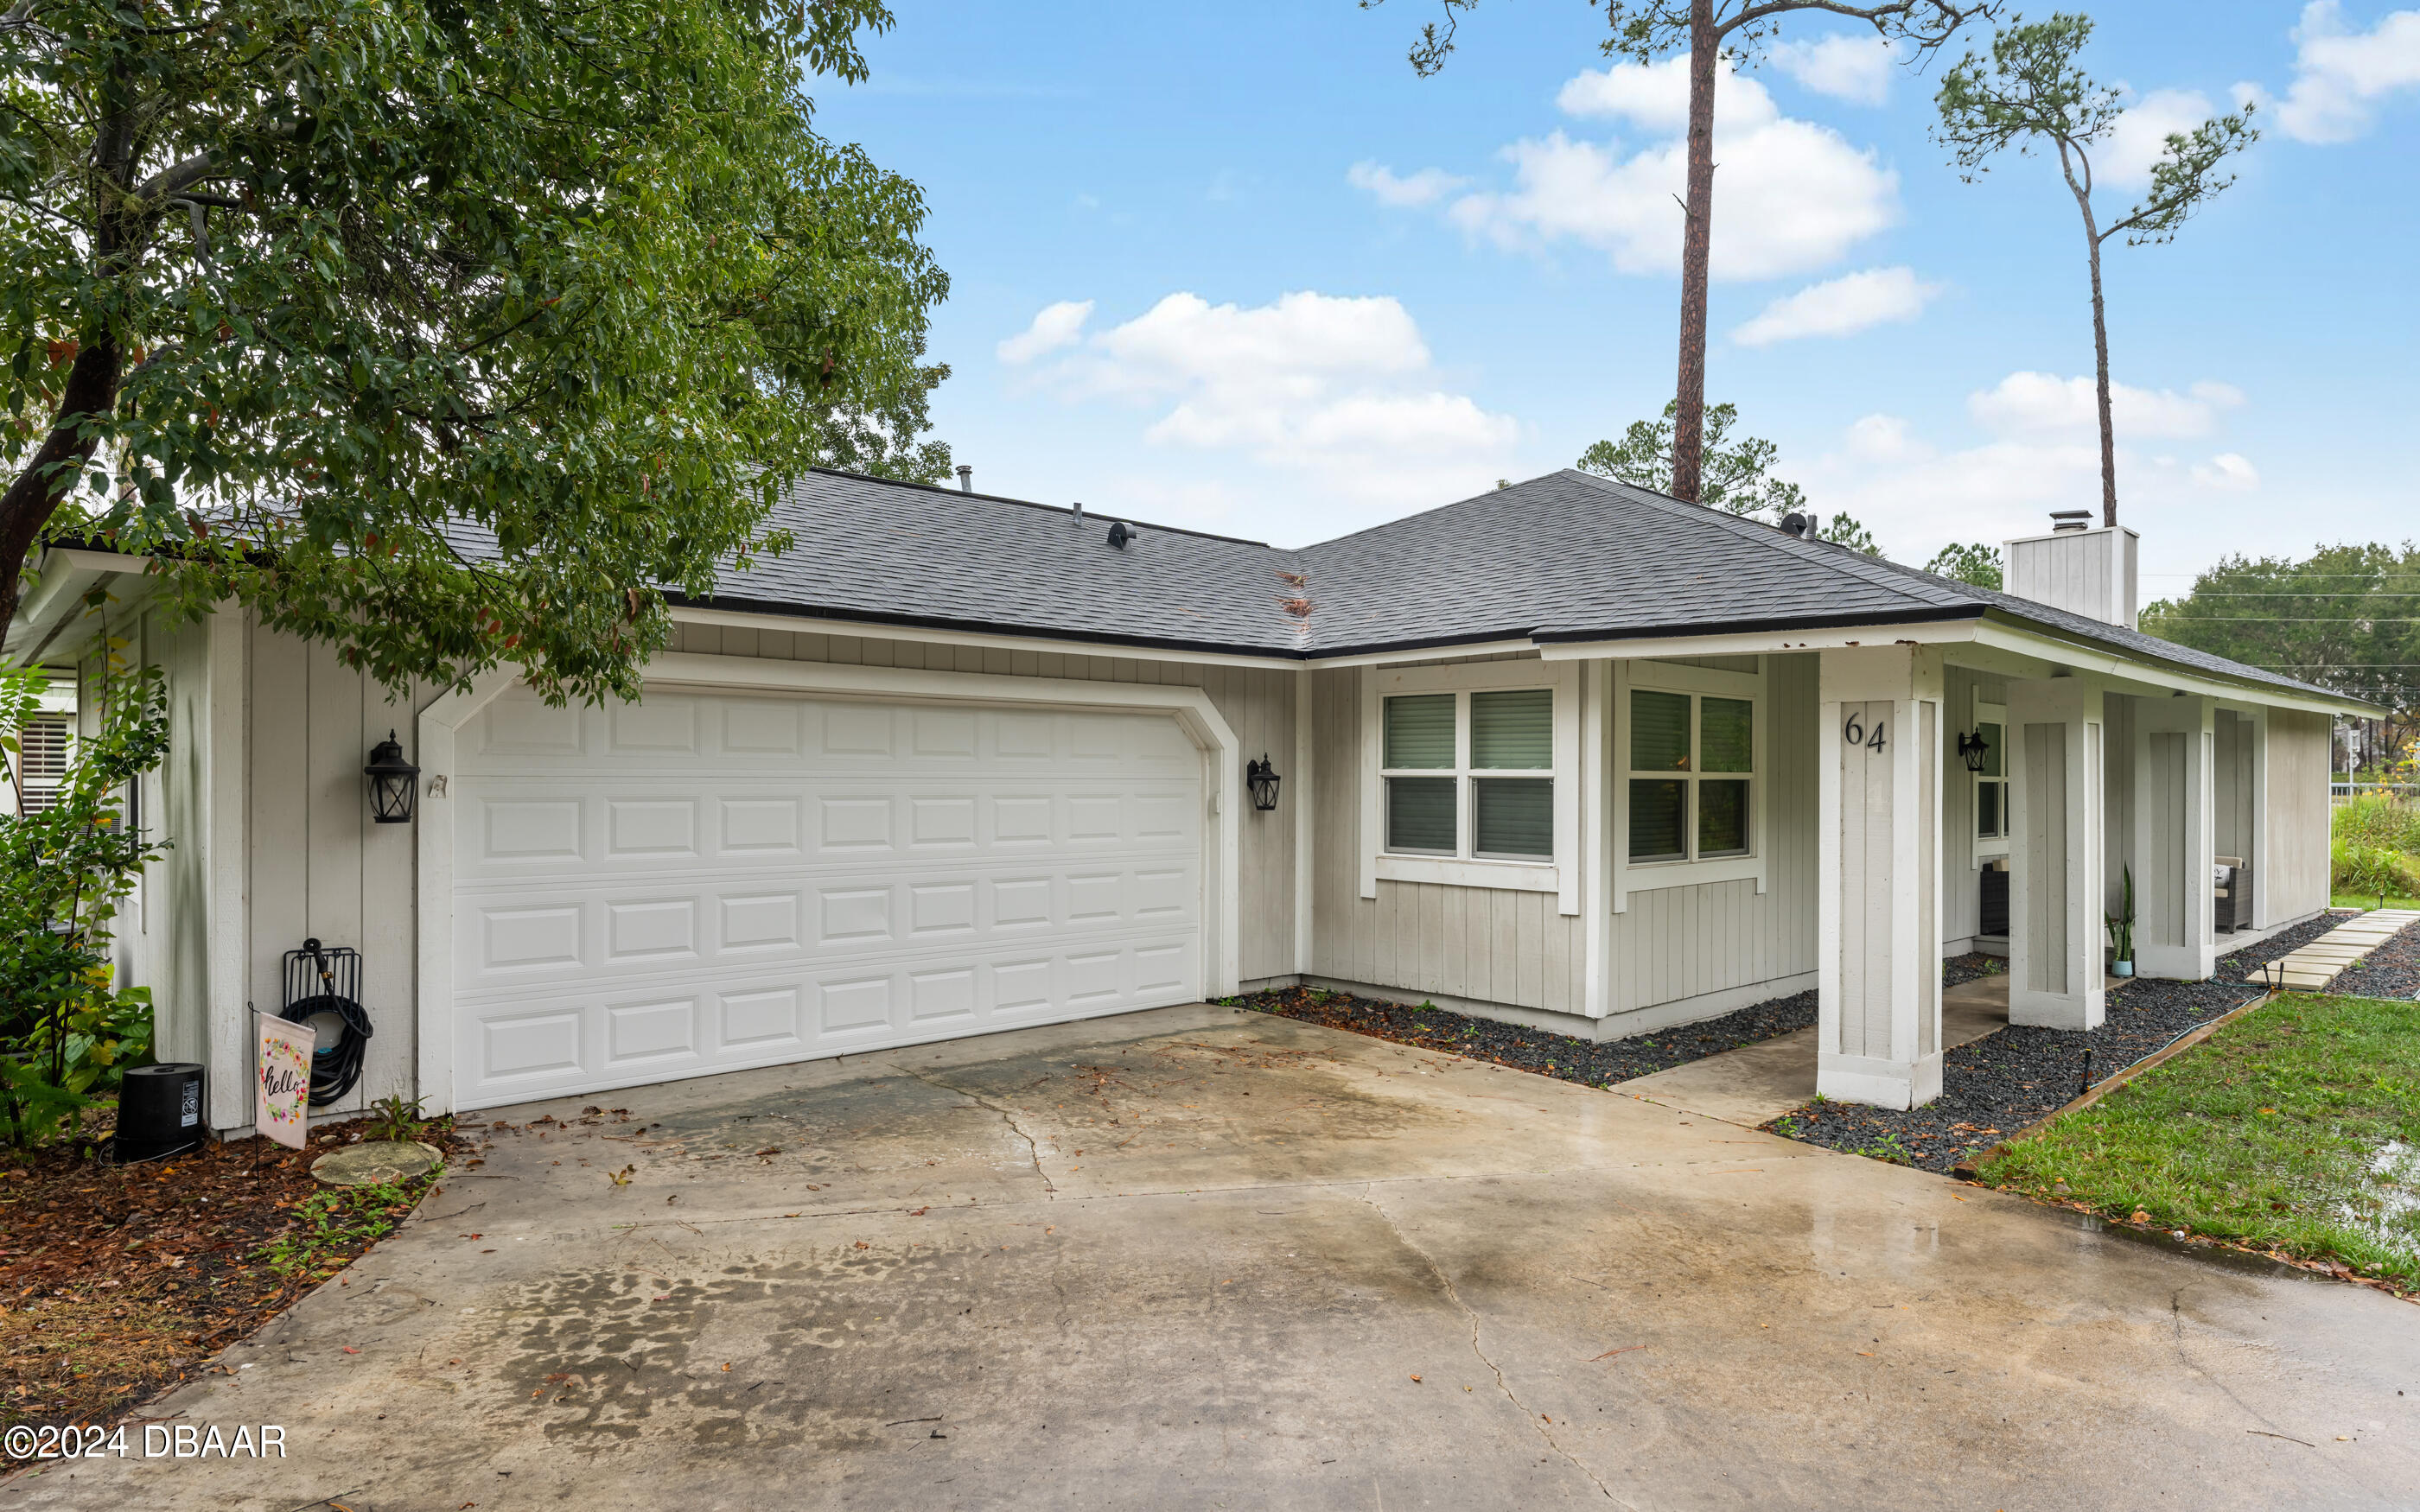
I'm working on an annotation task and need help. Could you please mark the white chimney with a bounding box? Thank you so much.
[2004,512,2139,631]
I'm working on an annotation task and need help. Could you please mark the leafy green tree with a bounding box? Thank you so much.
[1374,0,1996,504]
[2,0,950,703]
[0,654,169,1146]
[1578,399,1806,519]
[1935,15,2255,529]
[1925,542,2003,588]
[2143,543,2420,766]
[1819,513,1886,558]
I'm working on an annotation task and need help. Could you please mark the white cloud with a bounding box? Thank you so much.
[1767,34,1899,106]
[1732,266,1941,346]
[1024,291,1519,508]
[997,300,1093,365]
[1966,372,2245,440]
[1347,161,1467,208]
[2101,88,2222,189]
[2193,452,2262,491]
[2272,1,2420,143]
[1441,56,1897,280]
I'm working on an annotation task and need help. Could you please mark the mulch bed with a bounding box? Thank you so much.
[2325,914,2420,1001]
[1772,917,2354,1172]
[1244,982,1820,1087]
[1,1115,461,1436]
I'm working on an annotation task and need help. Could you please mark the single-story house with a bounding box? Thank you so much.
[4,469,2369,1129]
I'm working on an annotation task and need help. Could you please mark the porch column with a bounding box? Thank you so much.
[2132,695,2218,980]
[2007,677,2106,1029]
[1816,645,1944,1109]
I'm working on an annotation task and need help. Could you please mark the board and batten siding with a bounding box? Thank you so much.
[1604,651,1819,1021]
[1307,651,1818,1029]
[665,619,1300,984]
[1303,661,1586,1017]
[2262,708,2330,925]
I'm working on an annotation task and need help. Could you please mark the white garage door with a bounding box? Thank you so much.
[451,684,1205,1109]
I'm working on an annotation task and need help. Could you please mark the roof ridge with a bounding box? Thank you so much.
[801,466,1283,550]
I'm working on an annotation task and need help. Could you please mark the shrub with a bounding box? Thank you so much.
[2334,792,2420,854]
[2332,835,2420,903]
[0,655,171,1147]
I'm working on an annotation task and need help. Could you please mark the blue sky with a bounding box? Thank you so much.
[816,2,2420,593]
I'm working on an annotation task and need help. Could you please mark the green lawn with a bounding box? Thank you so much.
[1981,993,2420,1290]
[2334,890,2420,912]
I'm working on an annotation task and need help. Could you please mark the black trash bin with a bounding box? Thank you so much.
[115,1063,206,1163]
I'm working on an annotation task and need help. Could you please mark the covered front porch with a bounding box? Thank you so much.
[1799,638,2308,1110]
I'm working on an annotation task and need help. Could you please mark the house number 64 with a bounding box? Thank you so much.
[1843,713,1887,752]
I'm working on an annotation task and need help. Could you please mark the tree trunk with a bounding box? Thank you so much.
[1668,0,1718,505]
[2059,140,2118,528]
[2086,232,2118,528]
[0,343,121,642]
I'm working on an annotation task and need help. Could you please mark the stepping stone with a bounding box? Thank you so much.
[313,1140,446,1187]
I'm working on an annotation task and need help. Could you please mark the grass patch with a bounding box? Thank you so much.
[2334,890,2420,912]
[1981,993,2420,1290]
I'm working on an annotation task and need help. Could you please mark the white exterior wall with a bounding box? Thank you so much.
[2262,708,2332,925]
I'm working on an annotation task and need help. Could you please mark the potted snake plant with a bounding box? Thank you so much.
[2106,864,2136,978]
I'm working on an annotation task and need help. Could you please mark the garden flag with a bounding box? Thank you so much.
[257,1013,315,1151]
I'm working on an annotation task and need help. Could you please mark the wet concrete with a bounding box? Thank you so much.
[1615,974,2027,1128]
[11,1005,2417,1510]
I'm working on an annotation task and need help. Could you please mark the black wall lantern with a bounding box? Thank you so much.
[365,730,421,823]
[1245,754,1282,812]
[1956,729,1990,774]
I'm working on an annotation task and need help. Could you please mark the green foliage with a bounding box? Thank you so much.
[2143,543,2420,744]
[3,0,951,707]
[1981,993,2420,1288]
[2333,836,2420,906]
[2334,794,2420,854]
[0,658,170,1146]
[1374,0,1993,80]
[1818,512,1887,558]
[1577,400,1806,520]
[257,1181,417,1278]
[1924,542,2004,588]
[364,1095,430,1143]
[2105,864,2135,965]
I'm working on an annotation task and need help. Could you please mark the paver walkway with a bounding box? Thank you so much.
[2266,908,2420,991]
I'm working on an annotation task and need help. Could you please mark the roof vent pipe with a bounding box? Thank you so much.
[955,464,973,493]
[1072,501,1085,526]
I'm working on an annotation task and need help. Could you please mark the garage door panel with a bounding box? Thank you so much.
[454,688,1203,1109]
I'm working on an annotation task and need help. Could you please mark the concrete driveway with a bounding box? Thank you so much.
[12,1005,2417,1510]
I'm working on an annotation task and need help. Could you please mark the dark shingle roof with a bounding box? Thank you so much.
[690,467,2348,703]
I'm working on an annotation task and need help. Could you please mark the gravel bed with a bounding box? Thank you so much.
[1243,983,1820,1088]
[2326,915,2420,1000]
[1774,924,2340,1173]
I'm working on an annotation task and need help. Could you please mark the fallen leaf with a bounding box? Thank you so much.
[341,1346,360,1355]
[1408,1374,1422,1383]
[854,1241,869,1250]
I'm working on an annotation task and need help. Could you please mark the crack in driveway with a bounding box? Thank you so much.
[1359,1184,1632,1507]
[901,1066,1058,1198]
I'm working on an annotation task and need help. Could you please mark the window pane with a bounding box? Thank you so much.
[1977,721,2003,778]
[1977,779,2003,839]
[1470,688,1552,769]
[1387,776,1456,853]
[1627,779,1686,862]
[1474,778,1552,858]
[1699,779,1749,857]
[1630,689,1691,773]
[1701,697,1753,773]
[1384,694,1455,770]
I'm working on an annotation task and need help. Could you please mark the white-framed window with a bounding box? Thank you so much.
[1381,686,1557,860]
[1973,696,2009,859]
[1360,659,1580,909]
[1614,657,1767,903]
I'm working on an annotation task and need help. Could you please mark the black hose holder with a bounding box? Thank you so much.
[281,938,373,1107]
